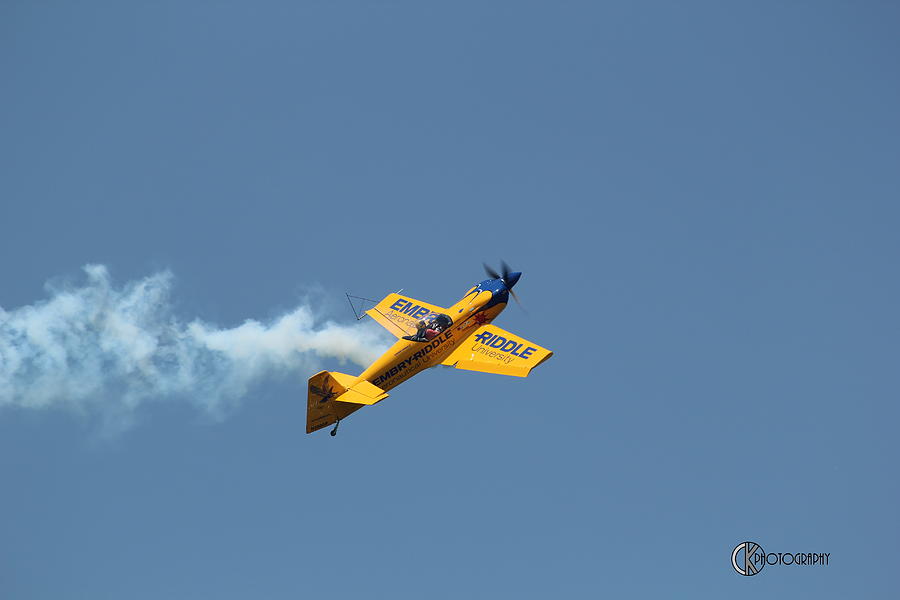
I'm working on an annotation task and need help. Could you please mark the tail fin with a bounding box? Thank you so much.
[306,371,389,434]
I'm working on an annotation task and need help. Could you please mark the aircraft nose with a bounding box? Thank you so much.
[504,271,521,289]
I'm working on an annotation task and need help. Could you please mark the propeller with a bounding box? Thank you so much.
[483,261,524,307]
[483,263,501,280]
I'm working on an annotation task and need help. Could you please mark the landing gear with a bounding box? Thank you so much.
[330,419,340,437]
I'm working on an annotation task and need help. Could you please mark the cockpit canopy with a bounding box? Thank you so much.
[424,313,453,331]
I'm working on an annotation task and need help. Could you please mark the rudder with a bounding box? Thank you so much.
[306,371,388,434]
[306,371,361,434]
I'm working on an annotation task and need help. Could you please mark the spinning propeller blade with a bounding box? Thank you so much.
[483,263,501,280]
[483,261,524,308]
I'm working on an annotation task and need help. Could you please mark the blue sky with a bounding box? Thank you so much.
[1,1,898,598]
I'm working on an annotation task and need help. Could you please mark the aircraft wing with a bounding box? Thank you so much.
[366,293,449,338]
[442,325,552,377]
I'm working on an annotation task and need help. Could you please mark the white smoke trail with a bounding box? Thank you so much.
[0,265,391,428]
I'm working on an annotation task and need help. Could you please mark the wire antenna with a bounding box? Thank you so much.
[345,293,380,321]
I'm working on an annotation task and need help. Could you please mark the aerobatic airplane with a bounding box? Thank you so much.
[307,263,553,435]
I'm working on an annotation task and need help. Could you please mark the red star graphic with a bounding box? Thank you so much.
[473,312,489,325]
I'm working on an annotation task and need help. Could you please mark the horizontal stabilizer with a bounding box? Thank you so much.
[335,380,389,405]
[308,371,389,433]
[442,325,552,377]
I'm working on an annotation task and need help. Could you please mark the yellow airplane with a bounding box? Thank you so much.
[307,263,553,435]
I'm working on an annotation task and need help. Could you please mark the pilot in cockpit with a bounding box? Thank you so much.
[402,313,453,343]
